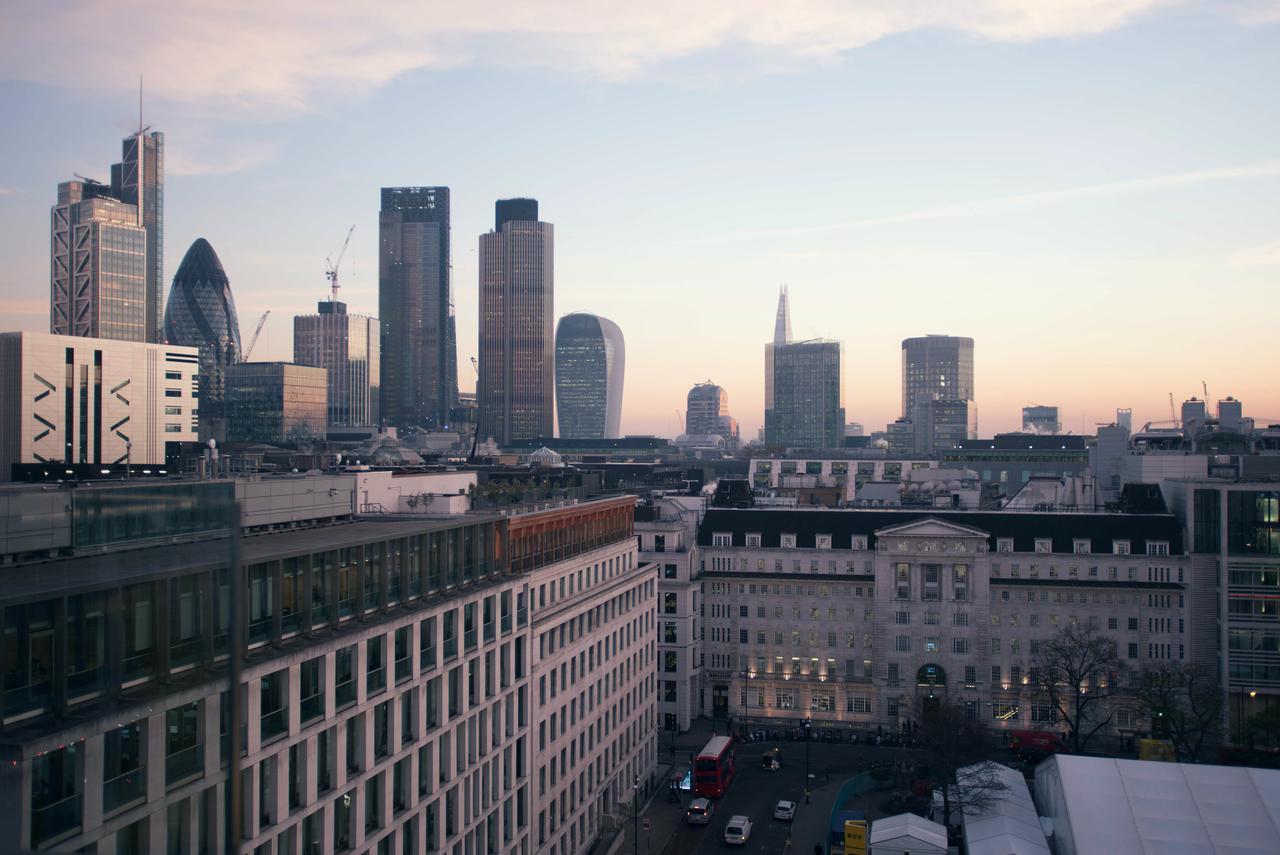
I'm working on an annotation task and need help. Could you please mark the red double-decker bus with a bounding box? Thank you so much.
[693,735,736,798]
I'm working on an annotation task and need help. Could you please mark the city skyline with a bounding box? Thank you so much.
[2,3,1279,438]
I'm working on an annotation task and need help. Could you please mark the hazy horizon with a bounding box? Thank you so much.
[2,1,1278,439]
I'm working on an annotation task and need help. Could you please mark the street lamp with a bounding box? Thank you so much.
[803,716,812,804]
[632,774,640,855]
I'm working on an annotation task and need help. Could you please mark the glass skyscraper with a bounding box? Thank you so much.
[901,335,974,419]
[162,238,242,441]
[764,288,844,450]
[294,300,380,427]
[478,198,554,446]
[554,313,624,439]
[379,187,457,430]
[50,130,164,343]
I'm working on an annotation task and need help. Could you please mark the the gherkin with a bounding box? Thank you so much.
[163,238,242,440]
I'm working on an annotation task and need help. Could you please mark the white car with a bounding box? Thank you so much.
[686,798,714,825]
[724,815,752,846]
[773,800,797,821]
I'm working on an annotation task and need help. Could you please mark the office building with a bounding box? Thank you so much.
[554,313,624,439]
[1219,397,1244,433]
[764,289,844,450]
[901,335,974,419]
[50,130,164,343]
[1022,406,1060,435]
[226,362,327,445]
[478,199,554,446]
[163,238,242,441]
[684,382,729,436]
[912,398,970,455]
[379,187,457,430]
[0,331,197,479]
[0,482,655,855]
[695,507,1190,739]
[1116,408,1133,433]
[294,300,380,428]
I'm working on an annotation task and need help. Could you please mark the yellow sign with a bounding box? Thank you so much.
[844,819,867,855]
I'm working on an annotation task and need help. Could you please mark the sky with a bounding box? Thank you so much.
[1,1,1278,439]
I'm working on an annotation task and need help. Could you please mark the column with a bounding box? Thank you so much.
[81,733,105,834]
[145,711,166,804]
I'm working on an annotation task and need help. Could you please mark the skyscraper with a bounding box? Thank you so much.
[764,288,844,449]
[478,198,554,445]
[50,129,164,343]
[162,238,241,441]
[294,300,380,427]
[379,186,457,430]
[901,335,974,418]
[1022,405,1060,434]
[686,382,729,435]
[554,313,624,439]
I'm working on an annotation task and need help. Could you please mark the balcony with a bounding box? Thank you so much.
[443,636,458,660]
[103,766,146,814]
[166,744,203,786]
[30,792,81,847]
[395,655,412,684]
[335,677,356,709]
[261,706,288,743]
[367,666,386,696]
[300,690,324,723]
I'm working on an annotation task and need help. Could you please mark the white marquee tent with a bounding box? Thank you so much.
[1034,754,1280,855]
[869,812,947,855]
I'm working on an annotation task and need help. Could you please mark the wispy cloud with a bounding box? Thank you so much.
[0,186,16,196]
[1228,239,1280,267]
[680,160,1280,244]
[0,1,1214,117]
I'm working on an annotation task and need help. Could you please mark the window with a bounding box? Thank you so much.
[1113,540,1131,555]
[816,535,832,550]
[1035,539,1052,554]
[1073,539,1091,555]
[952,564,969,601]
[164,406,182,415]
[992,702,1019,721]
[923,565,940,601]
[662,593,677,614]
[895,635,911,652]
[895,610,910,625]
[997,538,1014,553]
[1147,541,1170,556]
[780,534,796,548]
[952,638,969,655]
[712,533,731,547]
[895,563,911,599]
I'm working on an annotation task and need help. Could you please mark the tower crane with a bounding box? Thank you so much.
[325,225,356,302]
[242,310,270,361]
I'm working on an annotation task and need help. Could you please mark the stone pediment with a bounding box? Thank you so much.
[874,517,990,540]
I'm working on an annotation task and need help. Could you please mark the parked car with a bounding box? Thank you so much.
[773,800,797,821]
[724,815,753,846]
[685,798,714,825]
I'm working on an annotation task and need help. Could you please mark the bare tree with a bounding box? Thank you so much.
[1135,662,1222,761]
[1028,623,1125,754]
[915,697,1009,829]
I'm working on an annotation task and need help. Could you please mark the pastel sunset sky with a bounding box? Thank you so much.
[1,1,1277,438]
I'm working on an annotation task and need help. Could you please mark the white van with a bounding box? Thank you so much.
[724,815,752,846]
[685,798,714,825]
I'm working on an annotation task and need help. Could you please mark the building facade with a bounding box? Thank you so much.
[1023,406,1061,435]
[0,485,654,855]
[478,199,554,446]
[294,300,380,428]
[1165,480,1280,741]
[226,362,328,445]
[694,508,1189,740]
[0,331,197,479]
[685,382,738,447]
[379,187,457,430]
[901,335,974,420]
[554,313,624,440]
[764,288,844,450]
[163,238,242,441]
[911,398,970,455]
[50,130,164,344]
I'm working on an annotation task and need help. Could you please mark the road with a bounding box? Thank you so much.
[655,739,927,854]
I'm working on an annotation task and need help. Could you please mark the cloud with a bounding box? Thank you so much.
[0,185,16,196]
[1228,240,1280,267]
[682,160,1280,244]
[0,1,1199,117]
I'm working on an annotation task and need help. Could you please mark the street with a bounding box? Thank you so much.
[651,738,928,854]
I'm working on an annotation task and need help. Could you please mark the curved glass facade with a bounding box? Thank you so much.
[554,313,624,439]
[162,239,241,439]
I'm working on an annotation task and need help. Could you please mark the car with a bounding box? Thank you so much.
[723,815,752,846]
[773,800,797,821]
[685,798,714,825]
[761,750,782,771]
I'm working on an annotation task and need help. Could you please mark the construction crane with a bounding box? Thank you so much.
[325,225,356,302]
[242,310,270,361]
